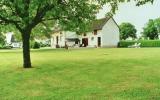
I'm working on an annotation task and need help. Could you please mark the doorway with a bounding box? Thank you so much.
[56,36,59,45]
[98,37,101,47]
[82,38,88,47]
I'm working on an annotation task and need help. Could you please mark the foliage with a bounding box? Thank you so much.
[118,40,136,47]
[142,19,159,40]
[0,0,154,33]
[14,33,22,42]
[154,18,160,33]
[0,45,12,49]
[119,22,137,40]
[30,41,40,49]
[119,40,160,47]
[32,41,40,49]
[0,32,5,45]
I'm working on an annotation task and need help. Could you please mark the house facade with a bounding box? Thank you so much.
[51,31,79,48]
[51,17,120,48]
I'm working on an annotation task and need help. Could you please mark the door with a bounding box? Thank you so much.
[82,38,88,47]
[56,36,59,45]
[56,36,60,48]
[98,37,101,47]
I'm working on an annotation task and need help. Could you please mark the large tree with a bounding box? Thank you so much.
[142,19,158,40]
[119,22,137,40]
[0,0,154,68]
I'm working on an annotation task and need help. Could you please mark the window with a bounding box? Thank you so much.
[84,33,86,36]
[91,37,94,41]
[93,30,97,35]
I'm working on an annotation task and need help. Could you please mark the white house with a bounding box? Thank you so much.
[5,32,22,48]
[51,17,120,48]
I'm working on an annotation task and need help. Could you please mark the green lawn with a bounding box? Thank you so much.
[1,48,160,100]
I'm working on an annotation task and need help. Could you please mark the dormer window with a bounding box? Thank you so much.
[94,30,97,35]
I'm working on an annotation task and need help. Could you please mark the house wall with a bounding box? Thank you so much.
[80,18,120,48]
[83,30,102,47]
[51,32,65,48]
[101,18,120,47]
[51,31,78,48]
[64,31,78,47]
[6,32,13,44]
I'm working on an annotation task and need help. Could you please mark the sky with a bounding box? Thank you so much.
[97,0,160,36]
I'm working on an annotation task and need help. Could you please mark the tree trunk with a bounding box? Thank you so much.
[22,31,32,68]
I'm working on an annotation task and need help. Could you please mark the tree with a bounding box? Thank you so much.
[154,18,160,33]
[0,32,5,45]
[119,23,137,40]
[142,19,158,40]
[0,0,154,68]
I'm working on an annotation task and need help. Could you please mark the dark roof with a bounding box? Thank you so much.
[91,17,111,31]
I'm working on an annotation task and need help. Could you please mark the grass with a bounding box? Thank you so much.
[1,48,160,99]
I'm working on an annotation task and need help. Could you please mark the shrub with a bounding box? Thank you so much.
[118,40,137,47]
[2,46,12,49]
[33,41,40,49]
[118,40,160,48]
[0,44,3,48]
[140,40,160,47]
[0,45,12,49]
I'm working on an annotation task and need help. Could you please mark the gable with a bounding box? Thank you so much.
[102,18,120,33]
[90,17,111,31]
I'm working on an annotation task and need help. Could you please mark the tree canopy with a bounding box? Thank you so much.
[142,19,159,40]
[0,32,5,45]
[119,22,137,40]
[154,18,160,33]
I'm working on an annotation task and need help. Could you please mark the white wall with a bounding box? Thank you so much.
[51,31,78,48]
[80,18,120,48]
[80,32,96,47]
[51,32,65,48]
[87,31,102,47]
[101,18,120,47]
[6,32,13,44]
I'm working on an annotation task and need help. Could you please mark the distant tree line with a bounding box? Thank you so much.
[119,17,160,40]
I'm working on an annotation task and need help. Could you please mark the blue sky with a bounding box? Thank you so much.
[97,0,160,35]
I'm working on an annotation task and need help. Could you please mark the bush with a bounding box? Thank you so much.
[0,45,12,49]
[32,41,40,49]
[0,44,3,49]
[118,40,136,47]
[118,40,160,48]
[2,46,13,49]
[140,40,160,47]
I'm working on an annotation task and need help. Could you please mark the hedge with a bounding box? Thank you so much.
[118,40,160,47]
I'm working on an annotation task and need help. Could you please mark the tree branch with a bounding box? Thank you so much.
[0,15,22,32]
[29,3,55,29]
